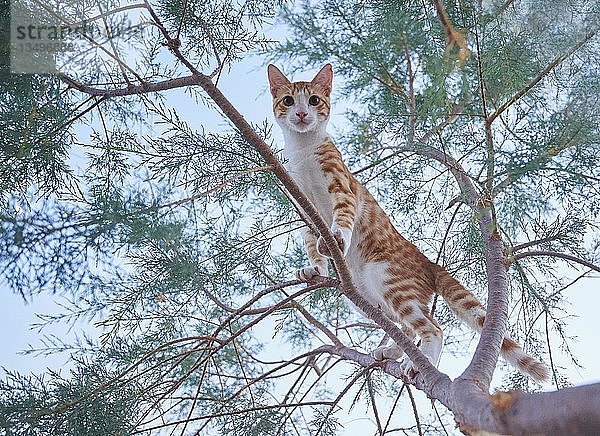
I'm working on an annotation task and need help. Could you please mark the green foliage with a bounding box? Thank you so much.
[0,73,74,203]
[157,0,281,70]
[309,405,342,436]
[0,363,142,435]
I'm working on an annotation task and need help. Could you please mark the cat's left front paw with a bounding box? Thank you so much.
[296,265,325,281]
[399,357,419,380]
[317,225,351,258]
[372,344,403,361]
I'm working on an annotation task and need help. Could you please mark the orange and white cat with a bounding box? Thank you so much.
[267,63,548,381]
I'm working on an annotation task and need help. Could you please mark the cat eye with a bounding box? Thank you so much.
[282,96,294,106]
[309,95,320,106]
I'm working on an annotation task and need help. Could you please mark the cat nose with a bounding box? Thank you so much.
[296,111,307,119]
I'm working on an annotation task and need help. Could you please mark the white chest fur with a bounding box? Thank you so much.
[282,130,334,226]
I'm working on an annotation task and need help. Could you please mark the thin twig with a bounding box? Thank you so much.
[135,401,337,434]
[545,311,560,388]
[292,301,343,346]
[511,250,600,273]
[315,364,378,435]
[381,384,407,435]
[406,385,424,436]
[367,371,384,436]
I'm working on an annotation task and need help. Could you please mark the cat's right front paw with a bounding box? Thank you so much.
[317,226,350,258]
[296,265,324,281]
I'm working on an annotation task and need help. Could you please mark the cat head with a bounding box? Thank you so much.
[267,64,332,134]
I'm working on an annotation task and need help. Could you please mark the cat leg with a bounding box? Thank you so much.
[398,307,443,377]
[315,147,357,257]
[296,227,328,281]
[372,325,416,360]
[320,190,356,256]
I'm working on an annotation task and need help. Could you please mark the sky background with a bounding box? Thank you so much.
[1,12,599,435]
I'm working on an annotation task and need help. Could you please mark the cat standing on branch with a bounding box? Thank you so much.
[268,63,549,382]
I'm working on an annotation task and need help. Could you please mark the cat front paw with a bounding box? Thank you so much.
[372,346,419,379]
[371,344,403,361]
[317,225,352,258]
[296,265,325,281]
[399,357,419,380]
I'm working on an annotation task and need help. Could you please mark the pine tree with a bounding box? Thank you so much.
[1,0,599,434]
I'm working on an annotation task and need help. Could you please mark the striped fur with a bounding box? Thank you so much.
[268,64,548,382]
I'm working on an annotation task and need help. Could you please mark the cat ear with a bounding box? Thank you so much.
[267,64,291,97]
[311,63,333,97]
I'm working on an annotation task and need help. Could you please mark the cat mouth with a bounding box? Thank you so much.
[293,117,314,127]
[291,121,313,132]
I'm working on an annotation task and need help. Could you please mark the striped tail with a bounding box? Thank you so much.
[434,265,549,382]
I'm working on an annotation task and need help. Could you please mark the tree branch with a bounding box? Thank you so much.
[473,22,495,193]
[512,250,600,273]
[291,301,343,346]
[320,344,600,435]
[353,99,468,177]
[60,73,203,97]
[395,142,510,388]
[488,383,600,434]
[512,235,565,253]
[136,400,338,433]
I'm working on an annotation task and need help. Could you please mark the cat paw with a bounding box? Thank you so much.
[317,225,352,258]
[399,357,419,380]
[372,347,419,379]
[296,265,325,281]
[371,345,403,361]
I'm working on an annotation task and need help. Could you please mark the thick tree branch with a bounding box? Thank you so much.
[320,344,600,435]
[317,344,442,392]
[488,382,600,434]
[395,143,511,388]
